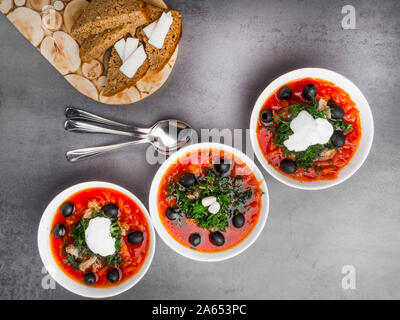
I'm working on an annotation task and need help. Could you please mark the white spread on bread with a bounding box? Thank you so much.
[143,21,156,38]
[119,45,147,78]
[114,37,146,78]
[114,37,139,63]
[143,11,173,49]
[123,37,139,61]
[114,38,126,61]
[284,110,333,152]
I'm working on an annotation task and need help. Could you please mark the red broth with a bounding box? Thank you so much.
[157,149,263,252]
[50,187,150,288]
[257,77,362,182]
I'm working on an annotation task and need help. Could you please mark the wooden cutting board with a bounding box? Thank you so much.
[1,0,178,105]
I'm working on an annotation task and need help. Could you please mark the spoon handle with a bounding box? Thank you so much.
[64,120,148,139]
[65,107,150,134]
[66,139,149,162]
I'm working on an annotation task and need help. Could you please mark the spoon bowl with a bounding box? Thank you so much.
[149,119,193,154]
[64,108,194,162]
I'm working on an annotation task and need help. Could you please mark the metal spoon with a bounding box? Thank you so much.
[65,110,193,162]
[65,107,148,133]
[64,120,148,139]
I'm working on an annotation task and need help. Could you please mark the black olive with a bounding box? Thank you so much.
[107,268,121,284]
[331,130,345,147]
[102,204,119,218]
[260,109,273,126]
[209,231,225,246]
[166,207,178,221]
[60,202,75,217]
[84,272,97,286]
[180,173,197,188]
[53,224,66,238]
[189,233,201,247]
[280,159,297,174]
[330,104,345,120]
[214,158,231,174]
[127,231,144,245]
[302,84,317,100]
[232,213,245,228]
[278,86,292,100]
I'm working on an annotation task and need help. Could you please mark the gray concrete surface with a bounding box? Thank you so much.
[1,0,399,300]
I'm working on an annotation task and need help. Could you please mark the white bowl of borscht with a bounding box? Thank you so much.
[37,181,156,298]
[250,68,374,190]
[149,143,269,261]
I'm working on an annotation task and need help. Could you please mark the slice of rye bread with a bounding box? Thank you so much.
[136,9,182,72]
[79,23,139,62]
[102,47,150,96]
[71,0,150,41]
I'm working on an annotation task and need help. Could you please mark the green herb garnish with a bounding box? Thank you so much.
[64,253,80,270]
[265,96,352,170]
[167,167,253,231]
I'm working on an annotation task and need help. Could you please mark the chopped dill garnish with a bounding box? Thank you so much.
[167,167,253,231]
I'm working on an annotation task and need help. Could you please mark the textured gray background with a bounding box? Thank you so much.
[0,0,399,300]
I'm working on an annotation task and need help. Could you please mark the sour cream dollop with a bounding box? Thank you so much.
[284,110,333,152]
[85,217,115,257]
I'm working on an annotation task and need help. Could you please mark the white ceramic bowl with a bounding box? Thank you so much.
[37,181,156,298]
[250,68,374,190]
[149,142,269,262]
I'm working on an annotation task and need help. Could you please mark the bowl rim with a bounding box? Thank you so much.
[249,67,374,190]
[37,181,156,298]
[148,142,270,262]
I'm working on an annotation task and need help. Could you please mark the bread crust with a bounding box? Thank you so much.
[136,8,182,72]
[136,9,182,72]
[71,0,149,41]
[79,24,137,62]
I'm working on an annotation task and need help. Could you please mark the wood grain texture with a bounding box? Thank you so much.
[4,0,178,105]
